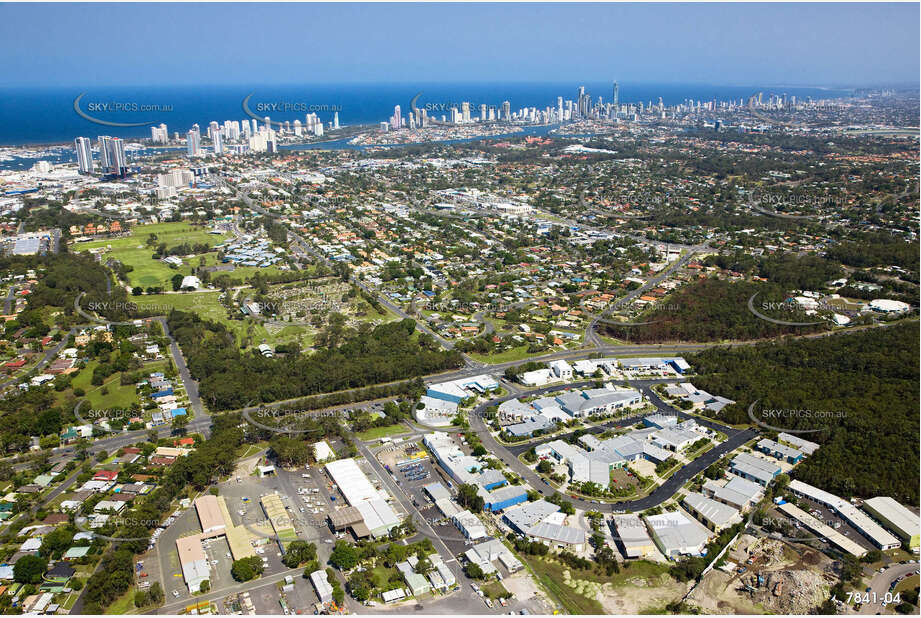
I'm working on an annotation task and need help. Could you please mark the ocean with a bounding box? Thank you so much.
[0,81,854,147]
[0,82,856,171]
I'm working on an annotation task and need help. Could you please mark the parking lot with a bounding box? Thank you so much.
[776,496,877,554]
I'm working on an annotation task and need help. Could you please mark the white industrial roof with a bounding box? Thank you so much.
[863,497,920,541]
[683,492,741,528]
[611,514,655,550]
[528,521,586,545]
[646,511,712,556]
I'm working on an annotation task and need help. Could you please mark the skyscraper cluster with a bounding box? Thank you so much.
[96,135,127,176]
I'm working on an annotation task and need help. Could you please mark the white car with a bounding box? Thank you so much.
[172,590,180,598]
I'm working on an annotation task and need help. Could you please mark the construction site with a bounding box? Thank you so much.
[686,534,839,614]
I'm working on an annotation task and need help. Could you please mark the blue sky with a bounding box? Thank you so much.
[0,3,917,87]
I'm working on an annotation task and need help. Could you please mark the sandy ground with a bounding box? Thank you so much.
[597,572,691,614]
[504,572,556,614]
[629,459,657,478]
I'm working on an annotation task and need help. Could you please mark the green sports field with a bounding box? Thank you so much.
[73,222,231,288]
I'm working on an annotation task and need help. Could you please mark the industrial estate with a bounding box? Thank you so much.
[0,2,918,617]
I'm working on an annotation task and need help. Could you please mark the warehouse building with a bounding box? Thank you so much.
[426,374,499,403]
[643,414,679,429]
[729,452,781,486]
[702,476,763,511]
[645,511,713,559]
[415,395,459,426]
[328,506,368,538]
[611,514,657,559]
[862,497,919,551]
[176,535,211,594]
[756,438,804,464]
[652,425,701,452]
[261,493,296,547]
[483,484,529,512]
[554,387,643,418]
[453,510,487,540]
[572,357,620,376]
[619,357,669,372]
[787,480,900,550]
[324,458,400,538]
[176,495,259,593]
[526,520,587,551]
[310,570,333,604]
[502,500,586,550]
[465,538,522,575]
[777,433,820,456]
[683,492,743,531]
[503,500,560,535]
[548,359,574,380]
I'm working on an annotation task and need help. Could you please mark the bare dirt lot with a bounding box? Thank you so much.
[687,534,838,614]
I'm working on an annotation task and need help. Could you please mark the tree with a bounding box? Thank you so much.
[13,555,48,584]
[231,556,263,582]
[199,580,210,593]
[456,483,484,512]
[40,526,74,555]
[171,273,185,292]
[415,557,433,575]
[148,581,164,605]
[536,460,552,474]
[172,414,189,434]
[465,562,485,579]
[282,541,317,568]
[329,540,359,570]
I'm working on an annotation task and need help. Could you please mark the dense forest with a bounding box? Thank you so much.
[703,252,844,291]
[824,232,919,272]
[167,311,463,410]
[600,279,827,343]
[7,252,134,327]
[689,322,920,504]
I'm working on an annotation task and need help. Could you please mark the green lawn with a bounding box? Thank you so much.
[356,424,409,441]
[471,345,542,364]
[481,581,510,600]
[103,589,138,615]
[134,292,314,350]
[895,574,919,594]
[371,565,400,590]
[74,222,231,289]
[56,359,170,410]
